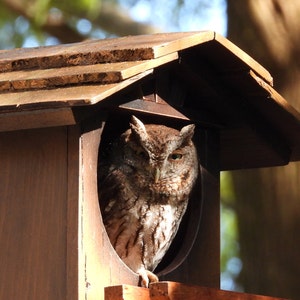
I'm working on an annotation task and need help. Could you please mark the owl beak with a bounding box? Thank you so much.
[154,168,160,183]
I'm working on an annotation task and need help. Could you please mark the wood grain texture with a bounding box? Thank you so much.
[0,53,177,92]
[78,124,139,300]
[0,127,68,299]
[0,70,152,111]
[105,285,149,300]
[104,282,288,300]
[0,108,76,132]
[0,32,214,72]
[150,282,288,300]
[0,31,270,83]
[66,126,81,300]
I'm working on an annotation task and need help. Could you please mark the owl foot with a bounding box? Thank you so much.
[138,269,159,288]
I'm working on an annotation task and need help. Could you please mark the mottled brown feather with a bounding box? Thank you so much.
[98,116,198,287]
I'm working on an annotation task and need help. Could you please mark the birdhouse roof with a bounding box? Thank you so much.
[1,31,300,170]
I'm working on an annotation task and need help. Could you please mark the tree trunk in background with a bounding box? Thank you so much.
[227,1,300,298]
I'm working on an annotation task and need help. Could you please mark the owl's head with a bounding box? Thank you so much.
[121,116,198,190]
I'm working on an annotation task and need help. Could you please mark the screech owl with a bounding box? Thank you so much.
[98,115,198,287]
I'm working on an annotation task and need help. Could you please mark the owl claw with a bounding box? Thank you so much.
[138,270,159,288]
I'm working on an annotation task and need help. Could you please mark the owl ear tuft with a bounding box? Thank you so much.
[130,115,148,140]
[180,124,195,142]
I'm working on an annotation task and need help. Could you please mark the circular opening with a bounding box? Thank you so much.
[97,113,203,277]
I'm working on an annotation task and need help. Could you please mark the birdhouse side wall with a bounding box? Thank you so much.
[0,126,70,299]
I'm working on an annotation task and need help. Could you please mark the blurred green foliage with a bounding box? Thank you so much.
[0,0,102,48]
[221,172,242,291]
[0,0,227,49]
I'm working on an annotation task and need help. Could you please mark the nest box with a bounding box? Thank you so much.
[0,32,298,300]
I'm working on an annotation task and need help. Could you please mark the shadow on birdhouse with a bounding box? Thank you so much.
[0,31,297,299]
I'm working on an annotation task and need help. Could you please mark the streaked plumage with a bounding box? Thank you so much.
[99,116,198,287]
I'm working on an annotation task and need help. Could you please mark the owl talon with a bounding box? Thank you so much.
[138,270,159,288]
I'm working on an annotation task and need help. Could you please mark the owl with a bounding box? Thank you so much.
[98,115,198,287]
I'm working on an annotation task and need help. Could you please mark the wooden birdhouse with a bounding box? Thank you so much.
[0,31,298,300]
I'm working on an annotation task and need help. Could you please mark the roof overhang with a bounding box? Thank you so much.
[1,31,300,170]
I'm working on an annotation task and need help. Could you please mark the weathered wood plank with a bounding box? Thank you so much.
[104,282,287,300]
[0,31,271,85]
[0,108,76,132]
[0,32,214,72]
[150,282,288,300]
[0,127,68,299]
[0,53,177,92]
[214,33,273,85]
[0,70,152,111]
[105,285,150,300]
